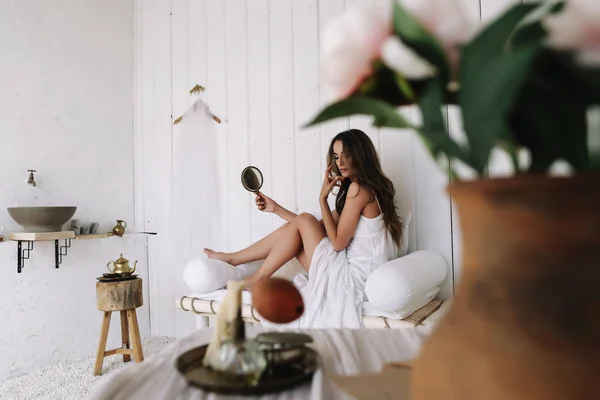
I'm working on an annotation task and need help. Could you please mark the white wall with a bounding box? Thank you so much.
[0,0,150,380]
[137,0,519,338]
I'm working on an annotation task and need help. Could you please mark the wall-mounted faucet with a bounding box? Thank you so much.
[27,170,36,187]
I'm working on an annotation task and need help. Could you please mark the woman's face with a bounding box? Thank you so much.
[333,140,355,178]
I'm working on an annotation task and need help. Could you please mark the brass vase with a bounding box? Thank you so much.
[411,174,600,399]
[112,220,127,237]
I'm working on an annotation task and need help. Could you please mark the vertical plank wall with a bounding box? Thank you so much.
[137,0,514,337]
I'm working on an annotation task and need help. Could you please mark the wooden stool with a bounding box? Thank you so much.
[94,278,144,376]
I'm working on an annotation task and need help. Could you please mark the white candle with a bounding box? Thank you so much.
[203,280,246,369]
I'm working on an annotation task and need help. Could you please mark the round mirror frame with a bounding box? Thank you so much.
[241,166,264,193]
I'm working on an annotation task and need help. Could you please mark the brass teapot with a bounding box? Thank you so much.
[107,253,137,275]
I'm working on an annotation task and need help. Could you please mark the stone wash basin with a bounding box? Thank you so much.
[7,206,77,232]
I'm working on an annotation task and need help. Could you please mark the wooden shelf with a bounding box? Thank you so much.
[2,231,157,242]
[76,233,113,240]
[3,231,157,273]
[8,231,75,242]
[75,232,157,240]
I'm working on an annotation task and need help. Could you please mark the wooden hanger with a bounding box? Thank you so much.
[173,84,222,125]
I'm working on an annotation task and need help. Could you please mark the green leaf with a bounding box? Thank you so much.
[509,1,564,49]
[561,108,589,171]
[507,51,591,172]
[392,1,449,83]
[393,74,415,101]
[588,107,600,169]
[462,3,539,71]
[460,46,539,172]
[417,78,472,168]
[529,151,558,173]
[357,63,418,106]
[458,4,542,172]
[592,154,600,171]
[303,96,414,129]
[584,69,600,104]
[510,21,547,49]
[495,128,522,173]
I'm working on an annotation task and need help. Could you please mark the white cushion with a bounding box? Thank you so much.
[365,250,447,318]
[182,257,262,294]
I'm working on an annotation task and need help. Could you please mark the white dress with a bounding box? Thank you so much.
[282,205,399,329]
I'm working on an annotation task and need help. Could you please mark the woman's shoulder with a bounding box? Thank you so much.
[347,181,363,196]
[346,182,372,204]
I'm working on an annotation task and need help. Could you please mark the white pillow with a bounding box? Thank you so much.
[182,257,262,294]
[365,250,447,318]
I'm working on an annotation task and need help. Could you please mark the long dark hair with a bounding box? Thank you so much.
[327,129,403,247]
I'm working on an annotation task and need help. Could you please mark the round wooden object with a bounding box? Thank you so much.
[96,278,143,311]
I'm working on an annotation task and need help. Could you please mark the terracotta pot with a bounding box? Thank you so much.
[411,174,600,400]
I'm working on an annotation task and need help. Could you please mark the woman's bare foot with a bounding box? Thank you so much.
[203,248,234,264]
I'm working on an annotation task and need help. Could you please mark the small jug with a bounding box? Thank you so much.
[112,220,127,237]
[107,253,137,275]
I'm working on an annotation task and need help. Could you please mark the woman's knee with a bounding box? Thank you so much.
[295,212,318,227]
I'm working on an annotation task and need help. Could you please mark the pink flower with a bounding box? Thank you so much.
[400,0,479,44]
[320,0,481,101]
[398,0,479,70]
[321,4,392,100]
[543,0,600,66]
[381,36,437,80]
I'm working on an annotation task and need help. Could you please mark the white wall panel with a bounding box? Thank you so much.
[205,0,229,255]
[293,0,322,216]
[144,0,174,336]
[411,102,454,299]
[172,0,189,122]
[139,0,465,336]
[345,0,380,148]
[247,0,274,241]
[379,108,418,254]
[0,0,149,380]
[480,0,517,22]
[187,0,207,103]
[225,0,251,252]
[269,0,297,228]
[318,0,349,175]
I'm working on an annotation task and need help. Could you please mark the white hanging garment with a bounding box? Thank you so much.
[167,99,226,333]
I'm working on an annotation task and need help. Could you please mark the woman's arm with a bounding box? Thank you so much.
[258,191,338,225]
[256,192,298,223]
[319,209,339,229]
[273,203,298,223]
[320,182,368,251]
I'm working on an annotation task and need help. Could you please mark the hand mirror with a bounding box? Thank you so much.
[241,166,263,193]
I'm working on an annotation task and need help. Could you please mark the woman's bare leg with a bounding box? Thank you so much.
[243,213,325,285]
[203,223,288,266]
[295,249,309,271]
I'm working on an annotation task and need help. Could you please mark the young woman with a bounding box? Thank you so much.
[204,129,403,327]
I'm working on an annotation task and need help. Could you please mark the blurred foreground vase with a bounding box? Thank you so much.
[412,174,600,400]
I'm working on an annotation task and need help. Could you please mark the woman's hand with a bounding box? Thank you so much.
[320,165,344,201]
[255,192,277,213]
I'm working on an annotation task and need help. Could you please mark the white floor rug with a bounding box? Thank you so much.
[0,336,176,400]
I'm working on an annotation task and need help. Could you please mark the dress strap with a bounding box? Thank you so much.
[374,194,383,213]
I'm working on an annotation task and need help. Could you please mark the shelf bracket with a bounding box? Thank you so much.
[56,239,72,268]
[17,241,34,273]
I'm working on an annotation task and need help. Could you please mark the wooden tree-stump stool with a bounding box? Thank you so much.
[94,278,144,376]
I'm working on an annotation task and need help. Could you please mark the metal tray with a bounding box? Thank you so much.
[96,274,138,282]
[176,344,320,396]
